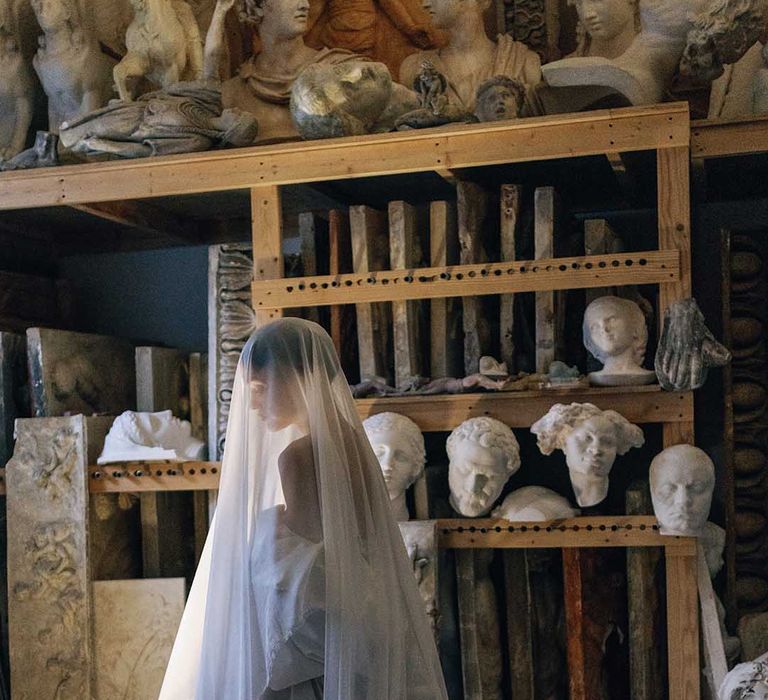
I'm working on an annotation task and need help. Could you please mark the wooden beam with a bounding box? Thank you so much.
[692,115,768,159]
[251,250,680,309]
[0,104,689,210]
[89,461,221,493]
[356,386,693,431]
[251,185,284,327]
[535,187,557,373]
[665,546,700,700]
[69,200,206,244]
[500,185,520,371]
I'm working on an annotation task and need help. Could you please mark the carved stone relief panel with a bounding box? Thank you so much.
[93,578,185,700]
[5,416,94,699]
[730,234,768,616]
[209,244,255,460]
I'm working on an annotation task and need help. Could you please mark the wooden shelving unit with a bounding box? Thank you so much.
[0,102,699,699]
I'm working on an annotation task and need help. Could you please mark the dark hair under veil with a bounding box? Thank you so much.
[160,318,448,699]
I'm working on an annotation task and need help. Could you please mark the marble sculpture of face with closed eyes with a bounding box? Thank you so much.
[650,444,715,536]
[447,417,521,517]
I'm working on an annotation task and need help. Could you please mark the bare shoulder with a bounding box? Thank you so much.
[278,434,314,473]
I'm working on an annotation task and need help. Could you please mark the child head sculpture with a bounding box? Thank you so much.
[447,416,520,517]
[583,296,655,386]
[363,412,425,521]
[718,653,768,700]
[650,444,715,537]
[475,76,526,122]
[491,485,579,521]
[531,402,644,507]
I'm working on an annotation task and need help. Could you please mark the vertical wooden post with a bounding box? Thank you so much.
[697,541,728,696]
[298,212,329,327]
[458,182,493,375]
[251,185,284,327]
[503,550,535,698]
[584,219,619,306]
[535,187,556,374]
[350,206,391,383]
[665,543,700,700]
[499,185,520,372]
[389,201,425,389]
[189,352,209,564]
[429,201,461,378]
[657,146,693,446]
[328,210,358,381]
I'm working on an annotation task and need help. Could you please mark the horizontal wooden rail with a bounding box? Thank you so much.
[438,515,695,551]
[88,461,221,493]
[252,250,680,309]
[357,386,692,430]
[692,115,768,159]
[0,103,689,210]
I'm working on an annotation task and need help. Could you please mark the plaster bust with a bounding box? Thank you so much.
[719,653,768,700]
[290,60,419,139]
[474,75,526,122]
[447,416,520,517]
[491,485,579,521]
[98,410,206,464]
[205,0,366,141]
[568,0,639,60]
[399,0,541,113]
[649,444,715,537]
[531,402,644,507]
[363,411,425,521]
[584,296,656,386]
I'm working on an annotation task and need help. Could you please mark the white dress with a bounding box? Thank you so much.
[250,507,325,698]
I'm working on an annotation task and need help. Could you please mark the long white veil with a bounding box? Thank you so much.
[160,318,448,699]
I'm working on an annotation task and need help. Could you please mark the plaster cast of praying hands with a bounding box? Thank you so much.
[719,652,768,700]
[567,0,639,60]
[543,0,766,105]
[491,485,580,521]
[363,412,425,521]
[30,0,114,133]
[0,1,35,161]
[59,81,259,158]
[447,416,521,517]
[531,403,644,508]
[114,0,204,102]
[655,297,731,392]
[584,295,656,387]
[98,410,206,464]
[399,0,541,114]
[290,60,420,139]
[204,0,368,141]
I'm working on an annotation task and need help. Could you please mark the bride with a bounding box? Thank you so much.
[159,318,447,699]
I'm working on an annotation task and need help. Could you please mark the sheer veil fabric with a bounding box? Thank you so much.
[160,318,448,699]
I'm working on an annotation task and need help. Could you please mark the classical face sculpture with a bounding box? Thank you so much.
[650,444,715,536]
[363,412,425,512]
[421,0,468,29]
[574,0,634,40]
[98,410,206,464]
[584,296,655,385]
[475,78,525,122]
[491,485,579,521]
[531,403,644,507]
[447,417,520,517]
[257,0,311,39]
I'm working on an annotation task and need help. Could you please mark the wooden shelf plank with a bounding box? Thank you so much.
[438,516,696,551]
[252,250,679,309]
[0,104,689,211]
[356,387,693,431]
[88,460,221,493]
[692,115,768,159]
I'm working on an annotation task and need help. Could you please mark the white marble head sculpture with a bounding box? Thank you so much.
[719,653,768,700]
[447,416,520,517]
[569,0,638,59]
[363,412,425,521]
[583,296,655,386]
[98,410,205,464]
[491,485,580,521]
[532,402,644,507]
[650,444,715,537]
[475,76,526,122]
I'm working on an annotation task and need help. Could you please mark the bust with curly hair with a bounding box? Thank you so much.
[363,412,425,521]
[447,416,520,517]
[583,295,656,386]
[474,75,526,122]
[531,402,644,507]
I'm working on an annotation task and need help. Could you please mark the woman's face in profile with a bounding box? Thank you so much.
[249,369,304,432]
